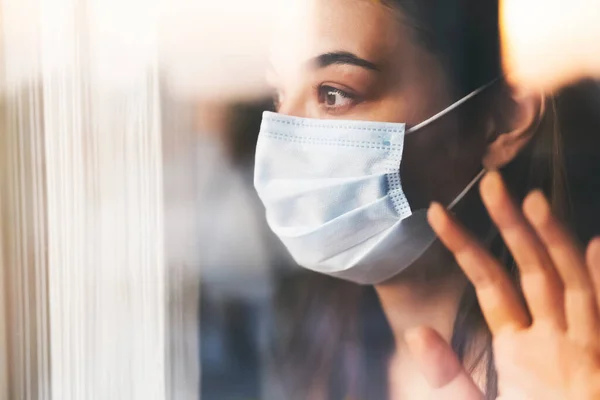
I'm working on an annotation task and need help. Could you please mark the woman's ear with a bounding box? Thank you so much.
[482,87,544,169]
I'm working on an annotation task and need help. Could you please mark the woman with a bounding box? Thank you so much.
[253,0,600,398]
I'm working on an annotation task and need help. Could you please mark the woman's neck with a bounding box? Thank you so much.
[374,250,469,351]
[374,251,470,400]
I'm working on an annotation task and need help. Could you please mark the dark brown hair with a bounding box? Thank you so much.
[269,1,600,399]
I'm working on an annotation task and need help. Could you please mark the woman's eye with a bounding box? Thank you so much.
[317,86,356,110]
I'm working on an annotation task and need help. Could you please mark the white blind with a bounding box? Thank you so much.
[0,0,171,398]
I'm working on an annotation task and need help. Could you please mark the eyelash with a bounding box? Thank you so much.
[271,85,360,114]
[317,85,357,112]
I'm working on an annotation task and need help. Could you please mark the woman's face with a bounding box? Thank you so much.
[268,0,489,209]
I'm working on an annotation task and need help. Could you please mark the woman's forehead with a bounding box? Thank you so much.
[268,0,404,78]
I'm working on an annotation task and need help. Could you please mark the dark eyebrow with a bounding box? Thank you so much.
[310,51,380,71]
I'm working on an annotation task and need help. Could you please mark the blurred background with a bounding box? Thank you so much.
[1,0,600,399]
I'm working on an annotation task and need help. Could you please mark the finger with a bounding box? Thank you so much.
[524,191,599,343]
[428,203,529,334]
[480,171,565,328]
[586,237,600,329]
[405,327,483,400]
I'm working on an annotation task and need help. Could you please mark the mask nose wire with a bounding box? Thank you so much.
[406,77,502,134]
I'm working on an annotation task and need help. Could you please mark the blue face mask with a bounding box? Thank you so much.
[254,82,493,285]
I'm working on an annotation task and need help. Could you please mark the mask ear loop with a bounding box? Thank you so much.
[415,77,545,211]
[403,77,500,209]
[406,78,501,210]
[399,77,499,212]
[446,93,546,236]
[406,77,503,134]
[447,169,487,211]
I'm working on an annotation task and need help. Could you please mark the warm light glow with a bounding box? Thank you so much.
[1,0,286,101]
[501,0,600,91]
[159,0,283,101]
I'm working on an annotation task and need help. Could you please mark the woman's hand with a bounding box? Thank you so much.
[407,171,600,400]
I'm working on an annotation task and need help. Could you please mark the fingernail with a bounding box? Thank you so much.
[480,170,504,204]
[405,327,428,352]
[523,190,550,225]
[428,202,444,214]
[588,237,600,266]
[427,202,446,229]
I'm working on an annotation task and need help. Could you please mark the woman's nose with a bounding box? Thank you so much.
[276,89,311,118]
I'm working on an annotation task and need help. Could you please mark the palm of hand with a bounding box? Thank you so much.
[494,325,600,400]
[407,172,600,400]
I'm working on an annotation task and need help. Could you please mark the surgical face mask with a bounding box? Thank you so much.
[254,82,494,285]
